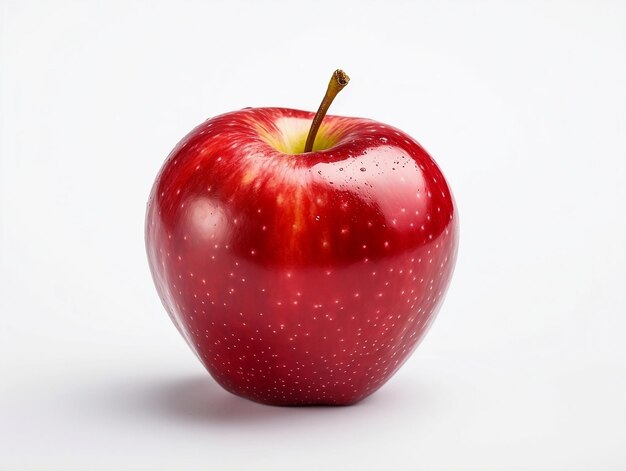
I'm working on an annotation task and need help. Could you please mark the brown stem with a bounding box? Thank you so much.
[303,69,350,153]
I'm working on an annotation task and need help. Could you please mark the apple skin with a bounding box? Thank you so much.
[146,107,458,406]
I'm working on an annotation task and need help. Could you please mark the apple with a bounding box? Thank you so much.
[146,70,458,406]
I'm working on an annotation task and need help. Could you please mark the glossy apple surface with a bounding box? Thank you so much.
[146,107,458,405]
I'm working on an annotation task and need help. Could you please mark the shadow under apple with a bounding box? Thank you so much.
[82,371,439,427]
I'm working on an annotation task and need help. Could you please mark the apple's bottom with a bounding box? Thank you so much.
[215,378,377,407]
[228,390,368,407]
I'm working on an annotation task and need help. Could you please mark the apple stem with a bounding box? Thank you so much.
[303,69,350,153]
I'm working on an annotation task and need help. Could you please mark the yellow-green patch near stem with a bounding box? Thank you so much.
[265,124,340,154]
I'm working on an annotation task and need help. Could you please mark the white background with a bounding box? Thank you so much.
[1,0,625,469]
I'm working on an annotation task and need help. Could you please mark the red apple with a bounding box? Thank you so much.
[146,72,458,405]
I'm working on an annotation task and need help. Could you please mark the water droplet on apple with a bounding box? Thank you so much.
[360,167,366,172]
